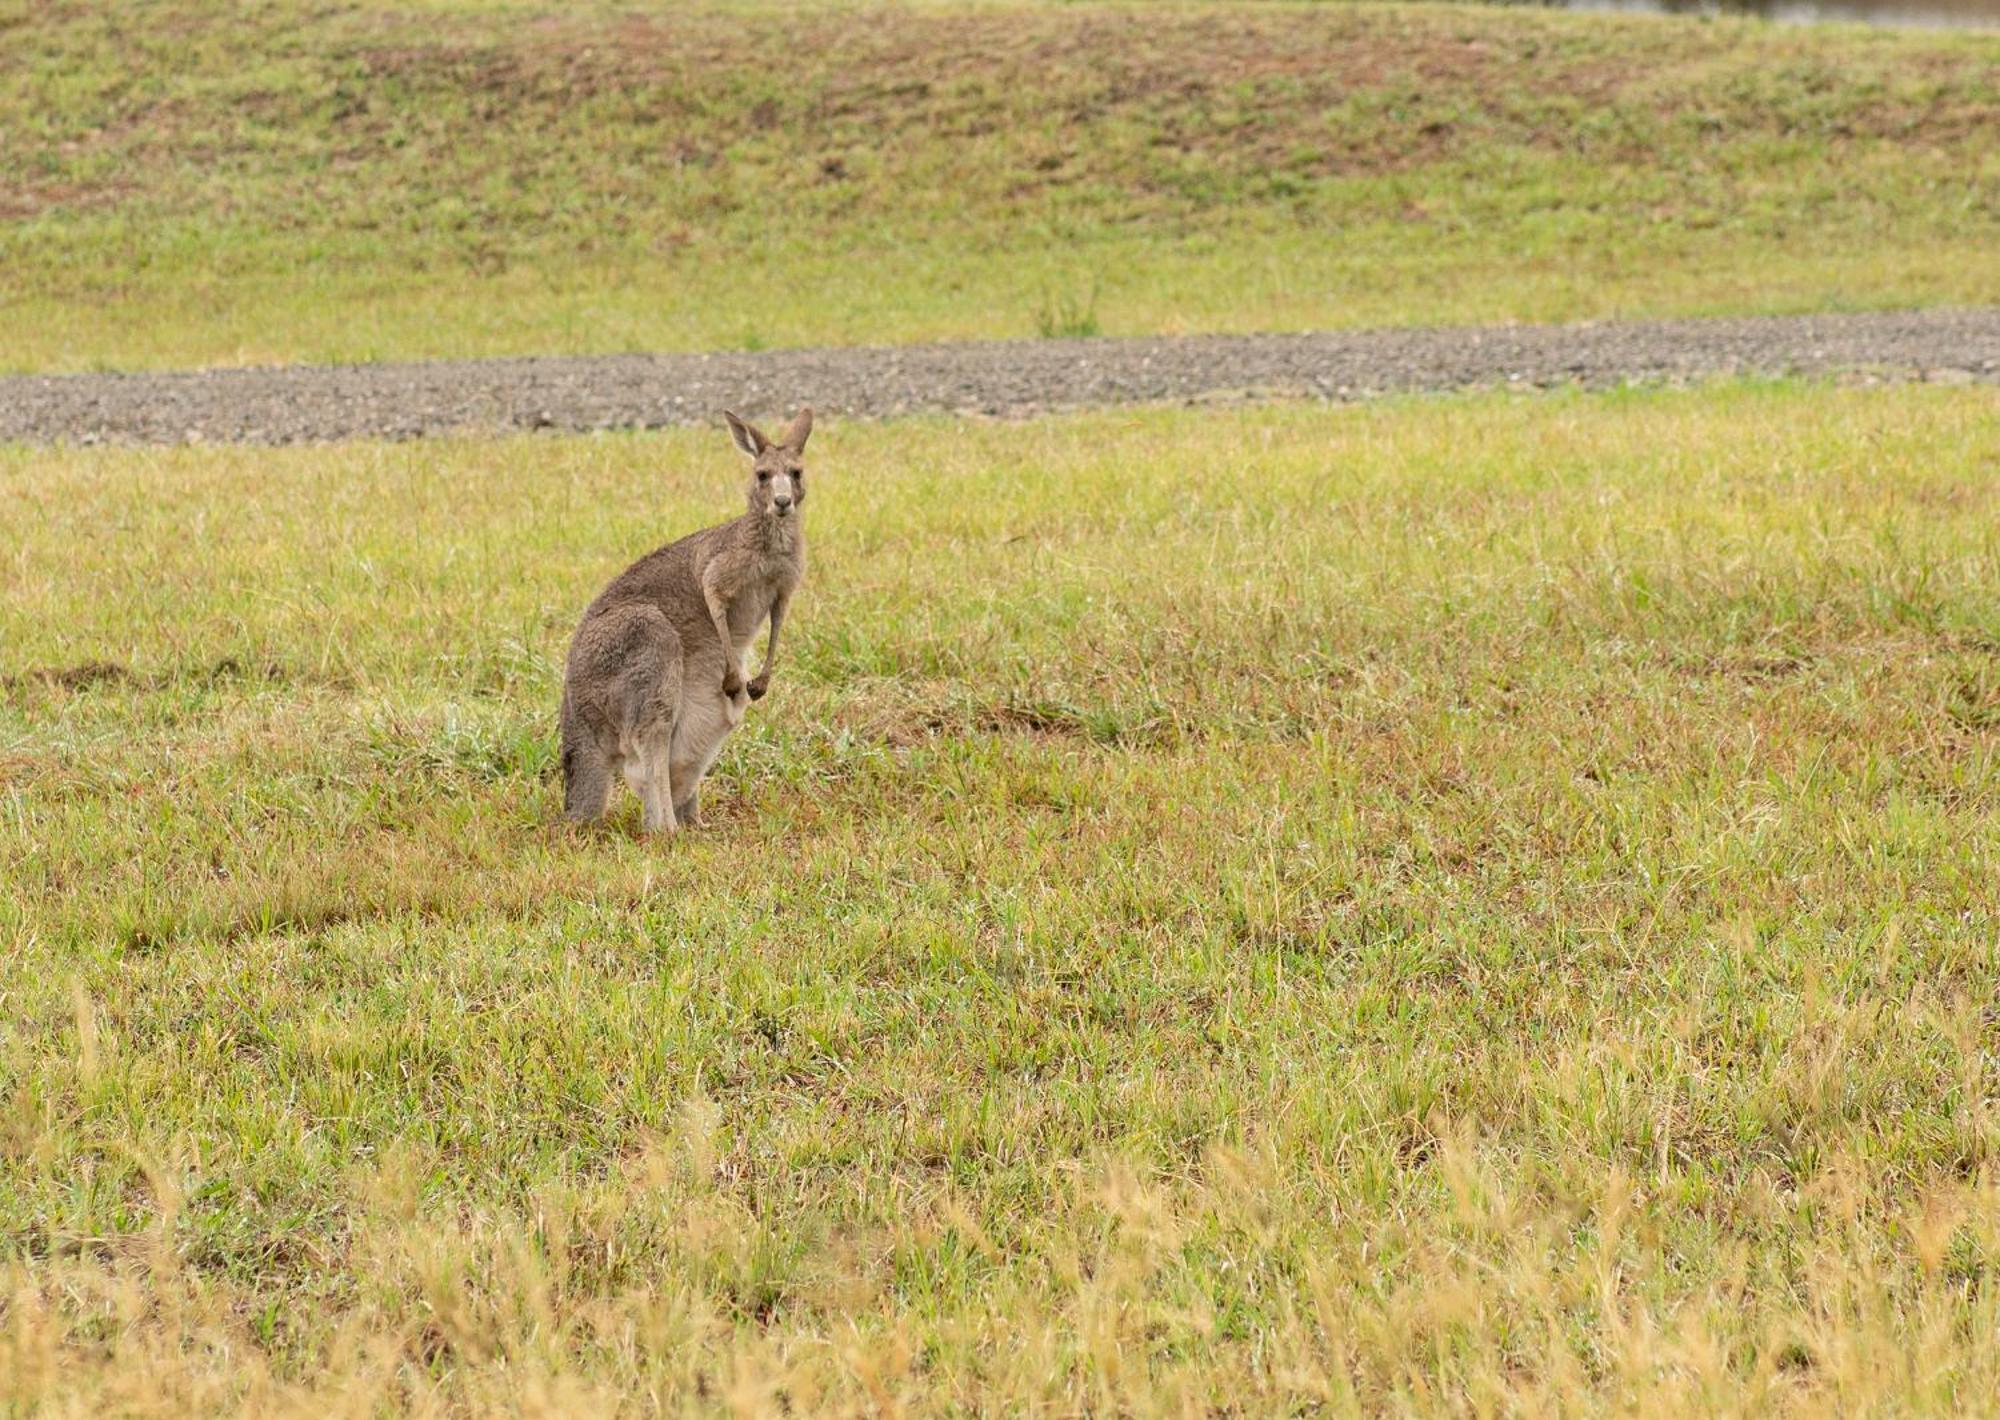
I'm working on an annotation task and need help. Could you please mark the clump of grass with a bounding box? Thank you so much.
[3,383,2000,1410]
[1034,278,1102,339]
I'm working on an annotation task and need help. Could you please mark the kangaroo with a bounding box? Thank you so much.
[559,407,812,833]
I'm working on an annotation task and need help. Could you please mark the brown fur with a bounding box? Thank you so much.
[560,408,812,832]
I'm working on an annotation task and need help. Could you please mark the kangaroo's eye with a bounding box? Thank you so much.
[791,467,804,479]
[757,470,771,482]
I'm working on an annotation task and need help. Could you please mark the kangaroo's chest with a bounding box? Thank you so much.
[723,558,799,646]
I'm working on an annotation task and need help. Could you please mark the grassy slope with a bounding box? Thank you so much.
[1,0,1997,372]
[4,384,2000,1410]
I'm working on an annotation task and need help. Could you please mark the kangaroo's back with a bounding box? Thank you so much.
[576,523,725,662]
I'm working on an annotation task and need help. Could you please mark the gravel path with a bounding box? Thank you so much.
[4,308,1996,447]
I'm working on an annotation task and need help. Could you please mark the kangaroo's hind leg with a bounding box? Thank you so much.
[624,729,677,833]
[568,604,685,834]
[615,629,684,836]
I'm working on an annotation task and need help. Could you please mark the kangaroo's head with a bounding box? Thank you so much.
[722,407,813,522]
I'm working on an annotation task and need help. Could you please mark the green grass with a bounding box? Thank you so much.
[2,0,1997,372]
[4,383,1999,1410]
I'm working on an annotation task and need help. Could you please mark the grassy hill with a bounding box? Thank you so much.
[2,0,1997,371]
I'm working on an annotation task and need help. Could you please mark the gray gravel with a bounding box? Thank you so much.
[3,308,1996,447]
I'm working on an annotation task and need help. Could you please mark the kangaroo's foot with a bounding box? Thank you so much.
[640,792,680,835]
[627,753,679,836]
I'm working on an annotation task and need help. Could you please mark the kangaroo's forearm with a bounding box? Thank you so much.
[699,576,731,648]
[701,572,741,690]
[757,594,790,678]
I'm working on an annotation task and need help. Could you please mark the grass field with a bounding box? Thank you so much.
[3,382,1999,1410]
[3,0,1998,373]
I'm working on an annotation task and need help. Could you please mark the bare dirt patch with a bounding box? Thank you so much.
[0,660,133,692]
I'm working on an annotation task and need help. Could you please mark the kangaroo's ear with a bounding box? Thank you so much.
[722,410,767,457]
[783,407,814,453]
